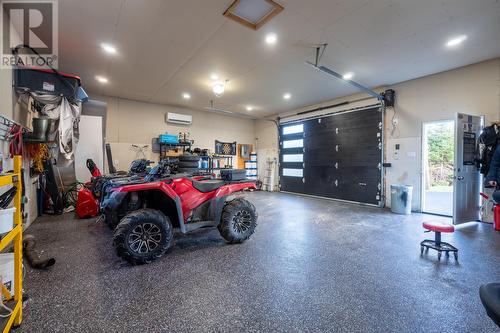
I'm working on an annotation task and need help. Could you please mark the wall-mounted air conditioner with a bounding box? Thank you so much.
[165,112,192,125]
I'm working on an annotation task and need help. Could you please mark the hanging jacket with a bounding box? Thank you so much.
[485,145,500,183]
[476,124,500,175]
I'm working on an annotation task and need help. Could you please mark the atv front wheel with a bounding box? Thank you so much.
[104,210,119,229]
[113,209,173,265]
[218,198,257,244]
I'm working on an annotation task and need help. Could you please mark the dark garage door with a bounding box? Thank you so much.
[279,105,383,206]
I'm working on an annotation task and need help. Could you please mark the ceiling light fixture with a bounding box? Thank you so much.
[100,43,117,55]
[182,92,191,99]
[210,73,219,80]
[95,75,108,83]
[246,106,253,111]
[212,81,226,97]
[446,35,467,48]
[265,33,277,44]
[342,72,354,80]
[283,93,291,100]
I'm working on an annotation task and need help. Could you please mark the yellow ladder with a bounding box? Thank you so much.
[0,156,23,332]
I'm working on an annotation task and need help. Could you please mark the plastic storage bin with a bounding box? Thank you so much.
[0,207,15,234]
[390,185,413,215]
[159,134,179,144]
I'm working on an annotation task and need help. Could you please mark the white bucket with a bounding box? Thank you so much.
[0,207,15,235]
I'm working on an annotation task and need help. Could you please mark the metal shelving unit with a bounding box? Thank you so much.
[245,153,258,180]
[0,156,23,332]
[199,155,234,173]
[159,142,192,160]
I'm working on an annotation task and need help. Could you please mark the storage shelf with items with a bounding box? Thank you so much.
[211,155,233,170]
[199,155,234,172]
[245,153,258,180]
[157,132,193,160]
[0,156,23,332]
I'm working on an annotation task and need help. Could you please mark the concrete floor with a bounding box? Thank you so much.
[424,191,453,216]
[20,191,500,332]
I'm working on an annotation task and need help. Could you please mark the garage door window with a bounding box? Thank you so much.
[282,154,303,162]
[282,168,303,177]
[282,124,303,135]
[282,139,303,148]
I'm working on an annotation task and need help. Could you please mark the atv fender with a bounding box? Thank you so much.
[102,191,127,211]
[106,182,185,233]
[211,181,257,227]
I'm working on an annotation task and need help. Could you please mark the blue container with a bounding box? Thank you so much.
[159,134,178,144]
[201,159,208,169]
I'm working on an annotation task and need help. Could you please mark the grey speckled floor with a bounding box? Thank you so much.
[20,191,500,333]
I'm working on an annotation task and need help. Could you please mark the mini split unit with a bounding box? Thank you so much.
[165,112,192,125]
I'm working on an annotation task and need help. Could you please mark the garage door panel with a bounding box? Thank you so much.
[280,176,305,193]
[337,176,380,203]
[281,147,304,156]
[305,149,380,166]
[305,126,380,147]
[304,166,339,197]
[280,132,304,141]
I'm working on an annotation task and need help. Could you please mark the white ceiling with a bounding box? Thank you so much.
[57,0,500,118]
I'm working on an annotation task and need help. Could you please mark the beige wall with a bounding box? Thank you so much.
[91,95,256,171]
[254,119,279,190]
[255,58,500,210]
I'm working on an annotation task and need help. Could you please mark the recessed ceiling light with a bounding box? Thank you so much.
[265,33,277,44]
[343,72,354,80]
[182,92,191,99]
[210,73,219,80]
[246,106,253,111]
[446,35,467,47]
[283,93,291,100]
[100,43,117,55]
[95,75,108,83]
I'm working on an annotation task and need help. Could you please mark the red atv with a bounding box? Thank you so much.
[101,173,257,264]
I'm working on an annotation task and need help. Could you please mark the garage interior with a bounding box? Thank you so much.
[0,0,499,332]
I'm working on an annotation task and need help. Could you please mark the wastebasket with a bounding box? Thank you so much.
[391,184,413,215]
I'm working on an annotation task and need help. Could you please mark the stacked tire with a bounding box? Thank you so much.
[178,153,200,174]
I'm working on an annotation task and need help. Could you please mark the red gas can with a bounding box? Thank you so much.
[494,205,500,231]
[76,188,99,218]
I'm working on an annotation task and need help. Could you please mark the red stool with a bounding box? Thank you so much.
[421,221,458,261]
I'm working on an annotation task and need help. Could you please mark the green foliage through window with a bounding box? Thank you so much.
[426,122,454,187]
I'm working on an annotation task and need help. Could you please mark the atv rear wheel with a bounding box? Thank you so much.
[218,198,257,244]
[113,209,173,265]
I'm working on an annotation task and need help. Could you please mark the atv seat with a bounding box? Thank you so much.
[192,179,224,193]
